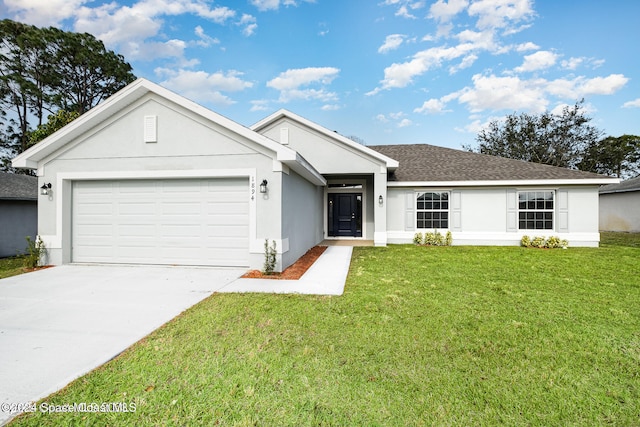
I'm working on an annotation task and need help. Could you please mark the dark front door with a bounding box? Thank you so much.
[328,193,362,237]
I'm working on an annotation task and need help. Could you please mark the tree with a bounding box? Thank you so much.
[578,135,640,179]
[466,100,602,169]
[0,19,136,171]
[48,28,136,114]
[28,109,80,146]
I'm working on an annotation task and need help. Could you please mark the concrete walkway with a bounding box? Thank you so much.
[0,245,352,425]
[220,246,352,295]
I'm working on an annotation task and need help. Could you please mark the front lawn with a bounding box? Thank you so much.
[0,256,30,280]
[10,234,640,426]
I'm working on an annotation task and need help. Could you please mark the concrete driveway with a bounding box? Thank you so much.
[0,264,244,425]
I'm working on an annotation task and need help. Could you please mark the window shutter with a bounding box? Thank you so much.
[506,189,517,232]
[451,190,462,231]
[557,189,569,232]
[405,191,415,231]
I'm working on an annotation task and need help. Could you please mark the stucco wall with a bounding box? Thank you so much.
[387,185,601,247]
[0,200,37,257]
[281,170,324,268]
[36,94,289,269]
[258,118,386,175]
[600,191,640,232]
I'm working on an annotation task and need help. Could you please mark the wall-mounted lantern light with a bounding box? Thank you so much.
[378,194,384,205]
[40,183,52,196]
[259,179,268,194]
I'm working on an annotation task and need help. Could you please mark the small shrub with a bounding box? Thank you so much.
[521,235,569,249]
[415,230,452,247]
[262,239,277,274]
[413,233,423,245]
[24,235,46,268]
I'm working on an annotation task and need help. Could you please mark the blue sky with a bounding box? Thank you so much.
[2,0,639,149]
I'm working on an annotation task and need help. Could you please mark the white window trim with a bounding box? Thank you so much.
[415,190,451,230]
[516,189,556,231]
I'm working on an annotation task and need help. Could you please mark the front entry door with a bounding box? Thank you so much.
[328,193,362,237]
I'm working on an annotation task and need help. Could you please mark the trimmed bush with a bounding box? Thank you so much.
[413,231,453,247]
[520,235,568,249]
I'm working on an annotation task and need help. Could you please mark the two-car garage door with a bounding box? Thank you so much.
[72,178,249,267]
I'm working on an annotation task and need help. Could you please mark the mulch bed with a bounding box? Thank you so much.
[241,245,327,280]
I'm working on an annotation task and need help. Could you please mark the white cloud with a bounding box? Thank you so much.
[194,26,220,47]
[267,67,340,103]
[250,0,312,12]
[456,74,549,113]
[449,54,478,74]
[578,74,629,95]
[623,98,640,108]
[369,43,476,93]
[546,74,629,98]
[268,67,339,90]
[238,14,258,36]
[375,114,389,123]
[514,50,558,73]
[9,0,239,62]
[382,0,426,19]
[468,0,535,31]
[414,98,451,114]
[398,118,413,127]
[515,41,539,52]
[396,5,417,19]
[560,57,583,70]
[378,34,405,54]
[157,68,253,105]
[429,0,469,23]
[4,0,88,26]
[250,99,270,112]
[321,104,341,111]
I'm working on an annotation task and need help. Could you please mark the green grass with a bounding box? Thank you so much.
[10,233,640,426]
[0,256,29,279]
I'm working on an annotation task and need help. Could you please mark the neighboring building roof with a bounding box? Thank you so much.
[370,143,617,185]
[0,172,37,201]
[599,175,640,194]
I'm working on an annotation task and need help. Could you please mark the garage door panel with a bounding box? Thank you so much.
[73,178,249,266]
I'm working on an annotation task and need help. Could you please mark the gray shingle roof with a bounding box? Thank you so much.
[369,143,609,182]
[599,175,640,194]
[0,172,37,200]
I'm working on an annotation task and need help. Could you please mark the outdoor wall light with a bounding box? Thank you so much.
[378,194,384,205]
[259,179,268,194]
[40,183,52,196]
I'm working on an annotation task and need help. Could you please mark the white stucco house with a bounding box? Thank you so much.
[599,175,640,232]
[12,79,618,271]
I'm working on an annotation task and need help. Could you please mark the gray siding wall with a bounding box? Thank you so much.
[600,192,640,232]
[281,170,323,268]
[0,201,37,257]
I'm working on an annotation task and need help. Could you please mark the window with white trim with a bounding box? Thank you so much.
[518,191,554,230]
[416,192,449,229]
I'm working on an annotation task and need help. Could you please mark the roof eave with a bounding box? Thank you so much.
[277,151,326,186]
[387,178,620,187]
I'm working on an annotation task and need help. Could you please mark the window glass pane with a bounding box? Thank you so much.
[518,191,554,230]
[416,191,450,229]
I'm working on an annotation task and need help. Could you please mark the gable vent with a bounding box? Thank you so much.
[280,127,289,145]
[144,115,157,143]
